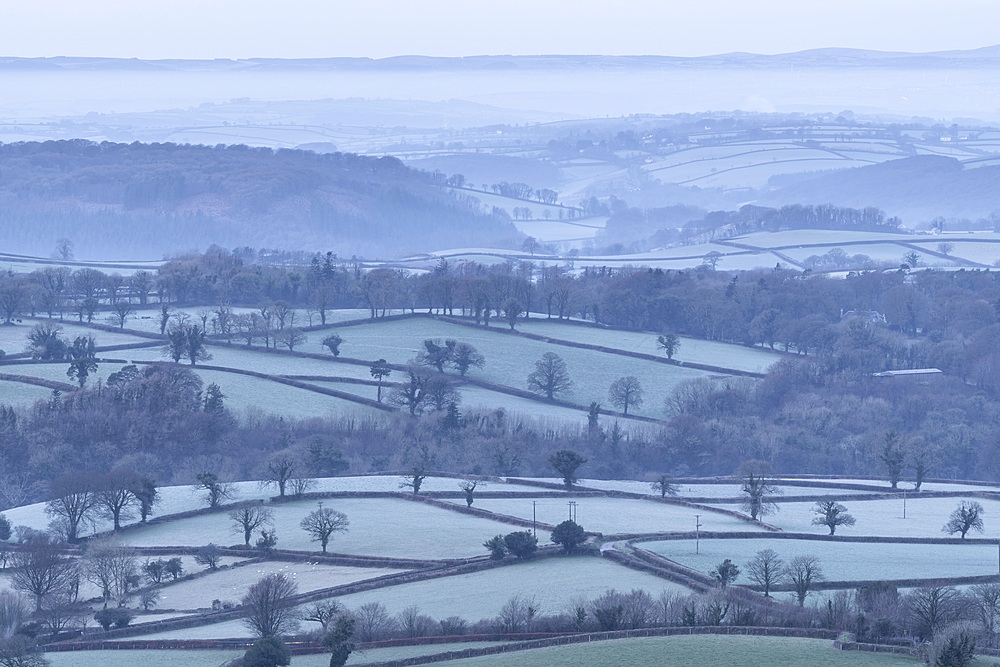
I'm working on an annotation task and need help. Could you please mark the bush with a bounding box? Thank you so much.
[483,535,506,560]
[242,635,291,667]
[924,623,978,667]
[551,520,586,552]
[94,608,134,630]
[503,531,538,559]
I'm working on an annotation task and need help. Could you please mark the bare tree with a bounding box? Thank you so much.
[83,539,138,607]
[527,352,572,400]
[95,468,140,531]
[878,431,907,489]
[450,343,485,376]
[241,574,299,638]
[811,500,856,535]
[737,460,781,521]
[746,549,784,598]
[9,535,76,611]
[264,456,295,498]
[649,474,678,498]
[299,503,349,553]
[786,555,824,606]
[608,376,644,415]
[459,480,480,507]
[657,332,681,360]
[354,602,395,642]
[229,506,274,547]
[195,472,234,509]
[45,473,100,543]
[387,367,430,416]
[943,501,985,539]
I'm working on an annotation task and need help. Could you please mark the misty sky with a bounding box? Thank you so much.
[5,0,1000,59]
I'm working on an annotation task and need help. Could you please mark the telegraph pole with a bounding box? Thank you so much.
[532,501,537,538]
[695,514,702,555]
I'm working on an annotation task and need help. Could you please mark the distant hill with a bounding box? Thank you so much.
[0,140,521,259]
[761,156,1000,225]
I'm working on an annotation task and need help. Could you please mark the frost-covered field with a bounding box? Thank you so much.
[514,321,782,374]
[777,478,1000,493]
[0,379,56,407]
[330,318,713,418]
[576,479,882,498]
[0,319,150,351]
[455,496,754,536]
[739,496,1000,538]
[119,497,524,559]
[644,537,998,583]
[154,561,408,611]
[141,557,690,639]
[46,642,515,667]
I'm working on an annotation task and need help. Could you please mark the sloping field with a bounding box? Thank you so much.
[455,497,755,536]
[739,496,1000,538]
[141,557,689,639]
[514,320,782,374]
[577,479,883,498]
[154,561,408,611]
[0,379,56,406]
[119,497,526,559]
[644,537,998,585]
[438,635,919,667]
[332,318,715,418]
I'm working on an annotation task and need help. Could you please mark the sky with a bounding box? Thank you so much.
[3,0,1000,60]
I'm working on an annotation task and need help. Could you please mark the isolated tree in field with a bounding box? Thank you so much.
[66,336,97,388]
[527,352,572,400]
[502,298,523,330]
[943,501,985,539]
[608,376,644,415]
[737,460,781,521]
[909,443,938,492]
[110,300,133,329]
[549,450,587,489]
[9,535,76,611]
[300,503,349,553]
[503,531,538,559]
[786,555,823,606]
[714,559,740,588]
[878,431,907,490]
[242,635,292,667]
[657,332,680,360]
[230,506,274,547]
[321,333,343,357]
[416,339,455,372]
[902,250,920,268]
[195,471,234,508]
[459,480,479,507]
[551,520,586,552]
[242,574,299,638]
[746,549,784,598]
[650,474,678,498]
[811,500,856,535]
[369,359,391,402]
[45,472,99,543]
[450,343,485,376]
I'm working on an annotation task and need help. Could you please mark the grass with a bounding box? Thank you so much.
[330,318,714,419]
[0,378,57,406]
[153,561,408,611]
[734,496,1000,538]
[140,557,690,639]
[119,497,524,559]
[643,537,1000,583]
[436,635,922,667]
[514,320,783,374]
[576,479,883,498]
[44,642,518,666]
[455,497,757,536]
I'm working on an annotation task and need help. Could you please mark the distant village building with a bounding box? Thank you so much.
[839,309,886,324]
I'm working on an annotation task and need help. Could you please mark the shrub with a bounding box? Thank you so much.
[94,607,134,630]
[242,635,291,667]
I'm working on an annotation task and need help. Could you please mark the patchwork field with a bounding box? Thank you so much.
[643,537,999,584]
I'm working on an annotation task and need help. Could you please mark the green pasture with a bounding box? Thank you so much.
[438,635,922,667]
